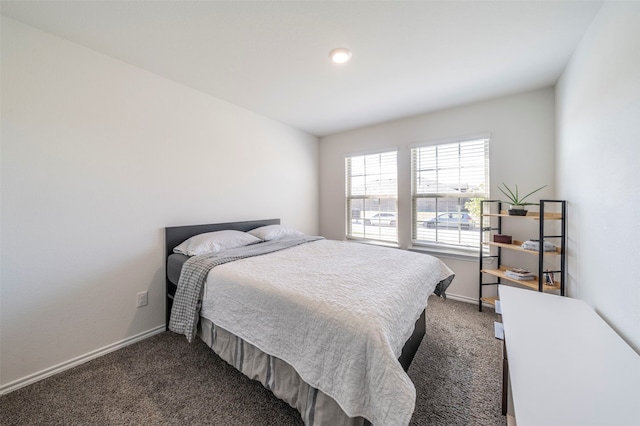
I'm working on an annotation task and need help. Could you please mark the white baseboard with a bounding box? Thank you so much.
[0,325,165,395]
[443,293,478,304]
[442,292,497,310]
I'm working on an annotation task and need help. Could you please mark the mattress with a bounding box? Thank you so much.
[167,253,189,286]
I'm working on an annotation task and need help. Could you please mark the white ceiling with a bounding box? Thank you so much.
[1,0,603,137]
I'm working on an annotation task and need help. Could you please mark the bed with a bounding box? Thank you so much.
[165,219,454,425]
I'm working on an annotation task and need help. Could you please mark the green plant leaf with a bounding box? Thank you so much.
[497,183,517,204]
[519,185,548,203]
[497,183,547,205]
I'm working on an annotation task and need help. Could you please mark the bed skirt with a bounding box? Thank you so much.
[197,316,367,426]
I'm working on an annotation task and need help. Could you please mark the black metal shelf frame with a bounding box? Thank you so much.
[478,199,567,312]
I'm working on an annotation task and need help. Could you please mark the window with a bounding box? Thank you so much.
[411,137,489,251]
[345,150,398,243]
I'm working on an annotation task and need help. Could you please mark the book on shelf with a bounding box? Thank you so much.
[505,267,535,280]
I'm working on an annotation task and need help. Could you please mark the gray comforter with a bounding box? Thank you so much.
[169,235,323,342]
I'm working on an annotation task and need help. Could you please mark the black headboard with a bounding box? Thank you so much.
[164,218,280,329]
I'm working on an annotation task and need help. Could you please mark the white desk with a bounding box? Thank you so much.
[499,285,640,426]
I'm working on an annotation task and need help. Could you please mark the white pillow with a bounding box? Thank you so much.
[248,225,303,241]
[173,230,262,256]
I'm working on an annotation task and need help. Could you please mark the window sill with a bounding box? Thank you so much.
[344,238,482,261]
[409,244,480,261]
[345,237,400,249]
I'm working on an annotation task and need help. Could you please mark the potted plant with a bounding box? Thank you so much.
[497,183,547,216]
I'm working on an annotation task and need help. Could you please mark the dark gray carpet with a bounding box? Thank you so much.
[0,296,505,425]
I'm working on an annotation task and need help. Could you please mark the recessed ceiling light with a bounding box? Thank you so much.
[329,48,352,64]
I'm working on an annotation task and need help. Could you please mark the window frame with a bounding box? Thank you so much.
[345,148,399,244]
[410,135,490,255]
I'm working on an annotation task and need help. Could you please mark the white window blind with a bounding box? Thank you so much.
[411,138,489,251]
[345,150,398,243]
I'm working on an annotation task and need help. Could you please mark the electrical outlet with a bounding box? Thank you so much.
[136,291,148,308]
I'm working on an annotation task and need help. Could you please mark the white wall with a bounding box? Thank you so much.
[0,17,319,390]
[556,2,640,352]
[320,88,556,302]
